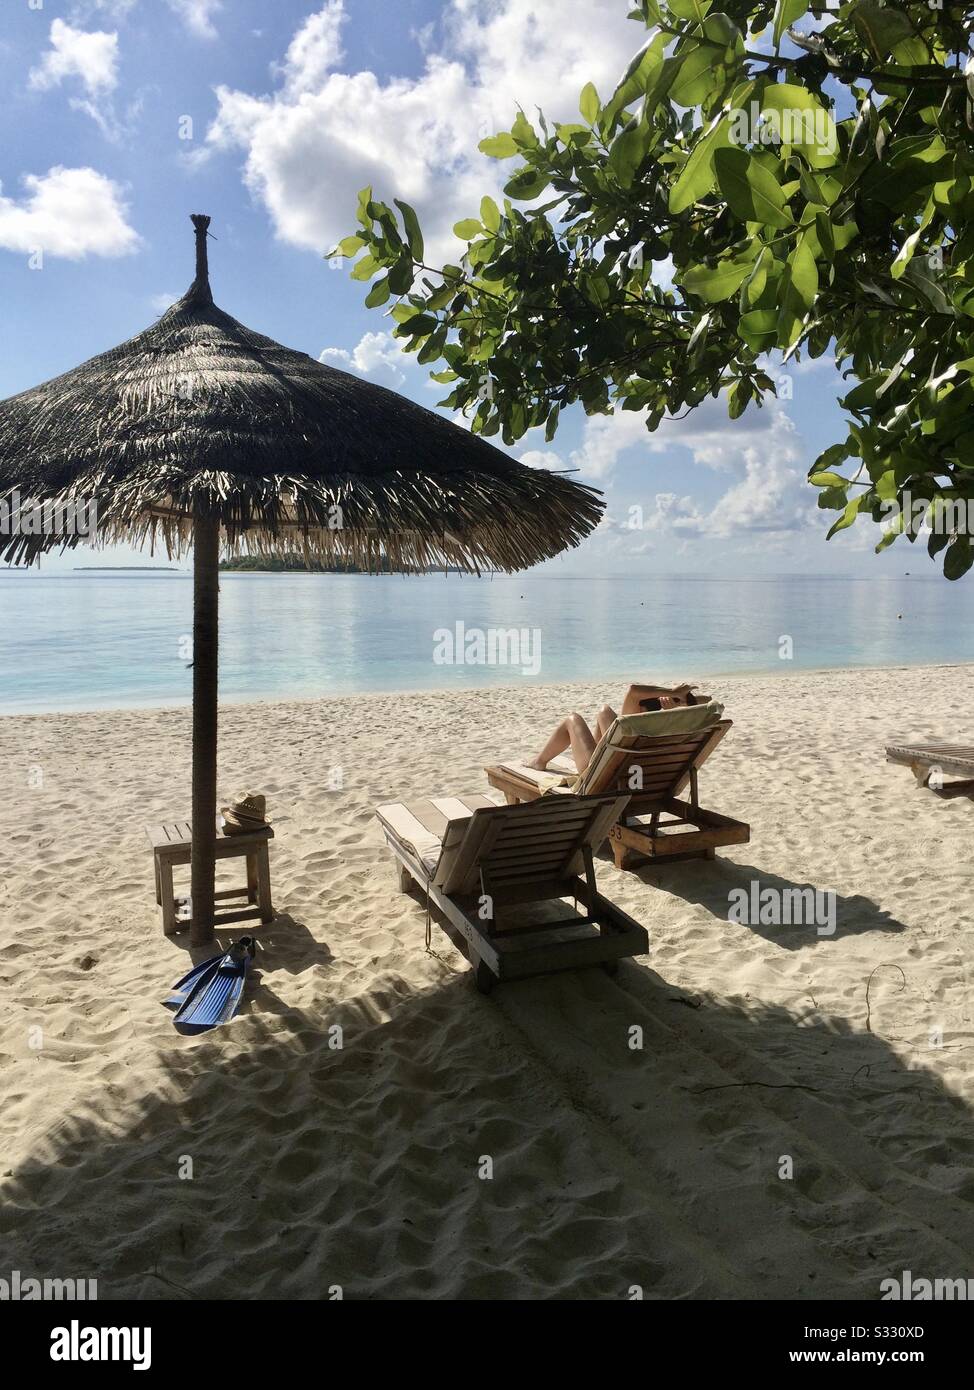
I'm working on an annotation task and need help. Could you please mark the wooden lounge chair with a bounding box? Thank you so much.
[486,701,750,871]
[375,791,648,992]
[886,742,974,799]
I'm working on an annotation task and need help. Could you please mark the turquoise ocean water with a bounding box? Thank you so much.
[0,570,971,715]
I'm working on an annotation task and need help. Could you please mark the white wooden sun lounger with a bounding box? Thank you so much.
[375,790,648,992]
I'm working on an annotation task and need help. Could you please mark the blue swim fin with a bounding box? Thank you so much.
[173,938,256,1035]
[163,952,223,1011]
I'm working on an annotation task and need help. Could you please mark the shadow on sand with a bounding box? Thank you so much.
[626,854,909,949]
[2,929,973,1301]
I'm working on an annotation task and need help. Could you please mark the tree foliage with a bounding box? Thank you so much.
[334,2,974,576]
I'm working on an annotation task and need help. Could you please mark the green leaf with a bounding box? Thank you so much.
[387,254,415,296]
[714,147,792,228]
[944,535,974,580]
[479,132,518,159]
[738,308,778,352]
[890,195,935,280]
[608,120,650,188]
[827,496,862,539]
[669,43,727,110]
[875,469,899,502]
[788,231,818,311]
[480,196,501,233]
[668,0,712,19]
[503,167,550,200]
[603,35,666,128]
[579,81,601,124]
[682,254,755,303]
[355,185,373,225]
[350,252,380,282]
[453,218,484,240]
[854,1,917,62]
[809,471,849,487]
[741,245,771,308]
[393,200,424,262]
[365,277,391,308]
[669,113,731,214]
[772,230,811,350]
[760,85,838,170]
[818,486,849,510]
[511,111,539,149]
[773,0,808,47]
[813,442,855,475]
[728,378,752,419]
[333,235,364,257]
[397,313,438,338]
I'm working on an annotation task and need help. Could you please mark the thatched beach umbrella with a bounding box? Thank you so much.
[0,214,602,944]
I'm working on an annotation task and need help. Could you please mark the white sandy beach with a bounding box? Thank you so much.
[1,663,973,1300]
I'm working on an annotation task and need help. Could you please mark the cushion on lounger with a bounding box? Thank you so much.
[608,700,724,740]
[376,792,504,878]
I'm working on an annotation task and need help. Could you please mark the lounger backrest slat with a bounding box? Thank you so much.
[435,792,628,896]
[576,721,731,800]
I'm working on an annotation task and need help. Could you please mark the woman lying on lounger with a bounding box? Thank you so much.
[528,682,702,774]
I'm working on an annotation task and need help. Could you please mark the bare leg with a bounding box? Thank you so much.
[528,712,598,772]
[595,704,616,738]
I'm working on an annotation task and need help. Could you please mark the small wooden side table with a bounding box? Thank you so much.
[144,819,274,936]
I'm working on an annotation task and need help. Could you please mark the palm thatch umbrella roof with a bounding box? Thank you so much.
[0,215,602,943]
[0,215,601,571]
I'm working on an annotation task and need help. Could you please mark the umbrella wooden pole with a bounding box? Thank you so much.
[190,509,220,945]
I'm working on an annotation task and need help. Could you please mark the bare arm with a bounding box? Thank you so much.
[620,682,700,716]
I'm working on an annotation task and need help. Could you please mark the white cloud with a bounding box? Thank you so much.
[279,1,347,93]
[571,399,814,541]
[29,19,119,96]
[518,450,566,471]
[70,1,137,18]
[319,330,411,385]
[0,167,140,260]
[205,0,643,261]
[166,0,222,40]
[150,290,180,312]
[570,412,648,481]
[635,451,809,540]
[571,394,779,481]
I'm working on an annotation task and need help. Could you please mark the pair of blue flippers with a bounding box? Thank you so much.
[163,937,256,1034]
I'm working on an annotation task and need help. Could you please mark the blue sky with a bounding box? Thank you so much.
[0,0,910,577]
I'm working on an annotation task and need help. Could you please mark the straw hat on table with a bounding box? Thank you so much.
[221,792,268,835]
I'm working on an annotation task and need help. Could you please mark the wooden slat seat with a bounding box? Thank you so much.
[886,742,974,798]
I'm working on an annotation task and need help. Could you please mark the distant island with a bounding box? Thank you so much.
[75,566,181,572]
[221,554,468,574]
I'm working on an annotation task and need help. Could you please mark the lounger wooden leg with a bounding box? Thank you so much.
[153,855,162,906]
[503,792,519,806]
[611,838,632,871]
[397,863,412,893]
[474,960,496,995]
